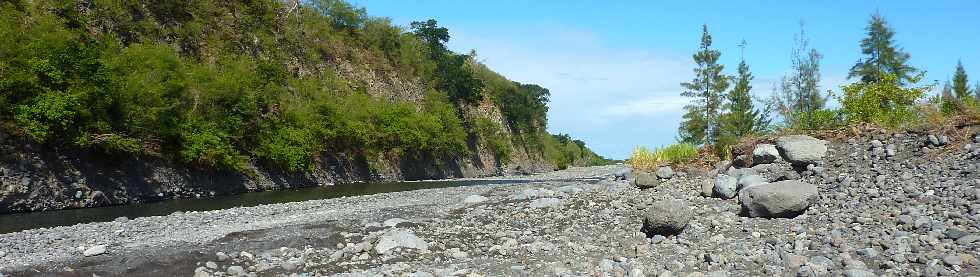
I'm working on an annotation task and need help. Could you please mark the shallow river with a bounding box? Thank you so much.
[0,179,533,234]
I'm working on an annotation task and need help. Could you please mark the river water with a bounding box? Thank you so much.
[0,179,532,234]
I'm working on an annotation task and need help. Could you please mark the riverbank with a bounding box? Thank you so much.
[3,131,979,276]
[0,166,618,275]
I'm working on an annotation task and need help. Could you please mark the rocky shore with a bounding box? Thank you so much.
[2,131,979,277]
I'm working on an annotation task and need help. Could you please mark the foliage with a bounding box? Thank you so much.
[542,133,610,170]
[0,0,581,173]
[474,118,511,164]
[679,25,729,145]
[628,143,699,171]
[849,12,918,85]
[772,25,826,130]
[839,73,928,128]
[717,59,770,153]
[953,61,971,99]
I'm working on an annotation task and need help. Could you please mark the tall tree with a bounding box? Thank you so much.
[849,12,918,84]
[952,60,970,99]
[774,24,825,129]
[679,25,729,145]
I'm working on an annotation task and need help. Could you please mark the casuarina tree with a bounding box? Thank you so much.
[679,25,729,145]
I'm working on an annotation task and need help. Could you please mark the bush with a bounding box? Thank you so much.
[629,143,699,171]
[839,73,927,128]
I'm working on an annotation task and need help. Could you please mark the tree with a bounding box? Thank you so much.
[849,12,918,84]
[679,25,729,145]
[773,24,825,129]
[940,81,957,114]
[953,60,970,99]
[718,57,769,148]
[410,19,449,54]
[409,19,484,105]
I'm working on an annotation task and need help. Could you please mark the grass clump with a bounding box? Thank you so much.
[629,143,699,171]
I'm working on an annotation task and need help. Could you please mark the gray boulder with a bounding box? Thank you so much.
[739,180,818,218]
[641,200,692,236]
[752,144,781,164]
[632,172,660,189]
[737,174,766,191]
[613,167,632,180]
[656,166,674,179]
[776,135,828,165]
[713,174,738,199]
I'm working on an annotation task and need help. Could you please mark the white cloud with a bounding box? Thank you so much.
[446,26,695,159]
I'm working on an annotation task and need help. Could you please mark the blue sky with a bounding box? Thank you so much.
[349,0,980,159]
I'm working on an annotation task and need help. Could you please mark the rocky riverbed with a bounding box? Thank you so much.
[2,131,979,277]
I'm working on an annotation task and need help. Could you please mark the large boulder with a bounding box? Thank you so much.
[739,180,818,218]
[752,144,781,164]
[776,135,828,165]
[713,174,738,199]
[632,172,660,189]
[641,200,692,237]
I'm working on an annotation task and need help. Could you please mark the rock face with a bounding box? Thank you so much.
[374,229,428,254]
[713,174,738,199]
[641,200,692,237]
[631,173,660,189]
[776,135,828,165]
[752,144,781,164]
[739,180,818,218]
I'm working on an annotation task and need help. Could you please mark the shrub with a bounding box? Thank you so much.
[839,73,928,128]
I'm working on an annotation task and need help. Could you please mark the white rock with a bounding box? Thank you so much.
[375,229,428,254]
[529,198,563,209]
[752,144,781,164]
[463,195,488,204]
[383,218,409,227]
[82,245,107,257]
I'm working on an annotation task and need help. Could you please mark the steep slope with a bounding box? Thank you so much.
[0,0,608,213]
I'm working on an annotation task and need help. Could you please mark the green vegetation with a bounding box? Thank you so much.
[0,0,608,173]
[656,11,978,163]
[772,25,828,130]
[628,143,699,172]
[679,25,730,145]
[542,133,610,170]
[849,12,919,85]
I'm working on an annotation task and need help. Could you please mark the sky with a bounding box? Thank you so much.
[348,0,980,159]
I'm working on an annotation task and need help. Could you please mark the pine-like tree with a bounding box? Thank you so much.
[719,58,769,145]
[940,81,957,114]
[679,25,729,145]
[773,24,825,129]
[953,60,970,99]
[849,12,918,84]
